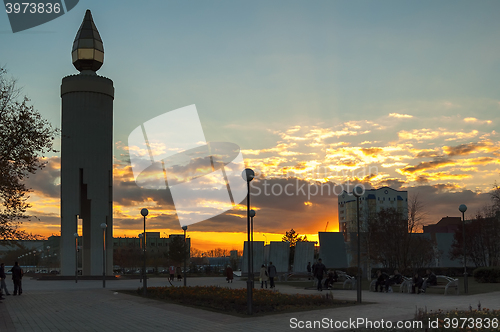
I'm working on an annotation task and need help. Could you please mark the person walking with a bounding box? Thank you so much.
[225,265,233,283]
[313,258,327,291]
[12,262,23,296]
[267,261,277,288]
[168,265,175,281]
[259,264,269,288]
[176,266,182,281]
[0,263,11,296]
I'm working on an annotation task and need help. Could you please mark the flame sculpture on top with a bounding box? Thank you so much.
[72,10,104,72]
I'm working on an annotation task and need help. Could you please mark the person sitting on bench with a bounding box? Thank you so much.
[412,272,423,294]
[324,270,339,289]
[421,269,437,293]
[385,269,403,292]
[375,270,389,292]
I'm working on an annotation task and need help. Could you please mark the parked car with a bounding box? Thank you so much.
[50,270,60,274]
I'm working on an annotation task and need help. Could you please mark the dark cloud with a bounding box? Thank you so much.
[404,185,492,225]
[415,151,442,158]
[444,142,486,157]
[400,158,454,174]
[25,156,60,198]
[360,148,383,156]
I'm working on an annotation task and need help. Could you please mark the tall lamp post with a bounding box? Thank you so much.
[100,223,107,288]
[250,209,256,285]
[353,185,363,304]
[182,225,188,287]
[141,208,149,295]
[459,204,468,294]
[46,246,50,271]
[242,168,255,315]
[74,233,79,283]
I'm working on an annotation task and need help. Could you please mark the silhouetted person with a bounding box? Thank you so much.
[313,258,327,291]
[421,269,437,293]
[307,262,312,280]
[225,265,233,283]
[268,262,277,288]
[0,263,10,296]
[259,264,268,288]
[176,266,182,281]
[412,273,423,294]
[375,270,389,292]
[385,269,403,292]
[324,270,338,290]
[12,262,23,296]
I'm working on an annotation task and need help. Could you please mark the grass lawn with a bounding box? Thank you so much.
[121,286,358,316]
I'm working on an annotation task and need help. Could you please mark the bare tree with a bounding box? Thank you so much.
[450,204,500,267]
[367,194,434,272]
[0,67,58,242]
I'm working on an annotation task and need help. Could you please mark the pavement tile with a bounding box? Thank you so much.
[0,277,498,331]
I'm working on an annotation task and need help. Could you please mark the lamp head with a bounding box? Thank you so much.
[100,223,107,229]
[181,225,188,231]
[249,209,256,218]
[141,208,149,217]
[242,168,255,182]
[74,233,79,237]
[352,185,364,198]
[459,204,467,213]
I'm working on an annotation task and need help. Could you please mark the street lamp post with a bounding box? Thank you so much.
[250,209,256,284]
[182,225,188,287]
[459,204,468,294]
[242,168,255,315]
[100,223,107,288]
[74,233,79,283]
[141,208,149,295]
[46,246,50,271]
[353,185,363,304]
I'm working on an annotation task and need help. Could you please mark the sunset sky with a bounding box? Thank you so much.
[1,1,499,251]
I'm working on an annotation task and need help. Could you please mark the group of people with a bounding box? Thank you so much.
[411,269,437,294]
[258,262,277,288]
[374,269,437,294]
[1,262,24,302]
[168,266,183,282]
[225,262,279,288]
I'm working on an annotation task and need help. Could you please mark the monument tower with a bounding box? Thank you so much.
[60,10,113,276]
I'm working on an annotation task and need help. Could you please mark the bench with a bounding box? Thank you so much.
[338,271,357,290]
[305,270,356,290]
[370,276,412,293]
[278,272,308,281]
[422,275,459,295]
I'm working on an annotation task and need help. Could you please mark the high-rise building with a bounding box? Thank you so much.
[338,186,408,237]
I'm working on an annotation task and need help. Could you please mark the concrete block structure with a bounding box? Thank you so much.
[318,232,348,268]
[293,241,315,272]
[241,241,264,274]
[60,10,114,276]
[268,242,290,273]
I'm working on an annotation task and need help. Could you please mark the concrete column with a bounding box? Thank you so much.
[61,73,114,276]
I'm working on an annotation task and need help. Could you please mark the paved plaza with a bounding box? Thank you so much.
[0,276,499,331]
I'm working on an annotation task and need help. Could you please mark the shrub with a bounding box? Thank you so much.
[138,286,355,315]
[473,267,500,283]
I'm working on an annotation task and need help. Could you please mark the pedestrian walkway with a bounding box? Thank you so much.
[0,276,498,331]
